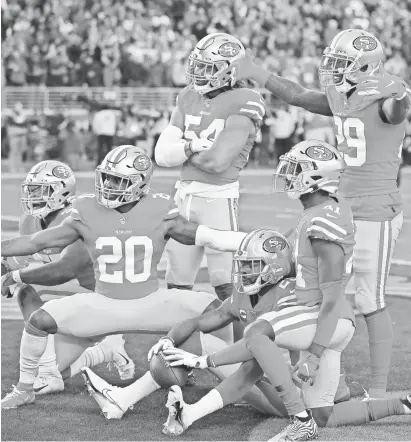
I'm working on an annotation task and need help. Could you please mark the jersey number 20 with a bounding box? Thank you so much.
[96,237,153,284]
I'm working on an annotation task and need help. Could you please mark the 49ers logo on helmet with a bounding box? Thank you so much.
[306,145,333,161]
[52,166,71,179]
[218,42,241,58]
[353,36,378,52]
[262,236,287,253]
[133,155,151,171]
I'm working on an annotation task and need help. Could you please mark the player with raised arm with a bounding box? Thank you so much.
[1,145,247,410]
[155,33,266,306]
[80,229,293,419]
[162,140,411,439]
[1,161,134,397]
[218,29,411,400]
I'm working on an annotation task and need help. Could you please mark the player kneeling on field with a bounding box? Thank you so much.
[163,140,411,441]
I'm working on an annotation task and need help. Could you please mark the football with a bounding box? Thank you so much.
[149,351,189,388]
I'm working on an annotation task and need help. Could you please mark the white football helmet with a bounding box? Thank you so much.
[233,229,293,296]
[95,145,153,209]
[21,161,76,219]
[319,29,384,92]
[186,32,245,95]
[274,140,345,200]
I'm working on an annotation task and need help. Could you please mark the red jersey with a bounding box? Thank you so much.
[326,80,406,219]
[69,191,177,300]
[230,278,296,326]
[19,201,95,291]
[294,197,355,322]
[177,86,266,185]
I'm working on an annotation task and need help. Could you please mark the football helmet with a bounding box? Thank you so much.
[233,229,293,295]
[95,145,153,209]
[274,140,345,200]
[21,161,76,219]
[319,29,384,92]
[186,33,245,95]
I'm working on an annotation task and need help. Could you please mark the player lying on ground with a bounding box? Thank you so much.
[81,229,296,419]
[217,28,411,400]
[1,145,248,410]
[162,140,355,441]
[1,161,135,395]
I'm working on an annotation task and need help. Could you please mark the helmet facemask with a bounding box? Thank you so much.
[186,54,231,94]
[21,181,68,219]
[273,155,339,200]
[95,168,149,209]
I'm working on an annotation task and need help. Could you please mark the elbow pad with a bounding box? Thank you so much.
[154,125,189,167]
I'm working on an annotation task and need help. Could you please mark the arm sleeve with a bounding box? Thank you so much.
[154,125,189,167]
[195,225,247,252]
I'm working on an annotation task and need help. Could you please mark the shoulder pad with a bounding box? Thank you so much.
[229,88,266,122]
[176,86,192,108]
[19,214,36,235]
[306,204,349,242]
[69,194,96,223]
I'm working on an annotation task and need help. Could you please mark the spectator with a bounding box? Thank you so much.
[272,105,299,165]
[92,107,117,166]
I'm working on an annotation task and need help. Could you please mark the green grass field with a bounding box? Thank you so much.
[1,297,410,441]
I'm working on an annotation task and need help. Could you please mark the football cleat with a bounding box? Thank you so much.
[1,385,35,409]
[162,385,190,436]
[81,367,128,419]
[269,412,318,441]
[103,335,135,380]
[33,370,64,395]
[400,392,411,414]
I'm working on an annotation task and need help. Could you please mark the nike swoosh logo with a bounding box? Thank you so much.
[206,199,217,203]
[118,353,130,365]
[33,385,48,393]
[326,213,337,218]
[385,81,395,88]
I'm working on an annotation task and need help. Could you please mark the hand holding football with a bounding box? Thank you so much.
[149,351,189,388]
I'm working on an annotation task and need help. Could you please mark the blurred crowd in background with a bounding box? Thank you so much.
[1,0,411,173]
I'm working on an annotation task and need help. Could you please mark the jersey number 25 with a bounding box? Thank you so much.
[96,237,153,284]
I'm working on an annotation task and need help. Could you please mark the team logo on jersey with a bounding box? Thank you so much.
[218,42,241,58]
[353,36,377,52]
[305,145,333,161]
[239,309,247,321]
[262,236,287,253]
[52,166,71,179]
[133,155,151,171]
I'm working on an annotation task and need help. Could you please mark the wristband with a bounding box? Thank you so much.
[161,336,175,346]
[206,353,216,368]
[184,140,194,158]
[12,270,23,284]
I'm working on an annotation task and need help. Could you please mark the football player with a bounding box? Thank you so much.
[217,29,411,399]
[163,140,411,440]
[81,229,294,419]
[1,145,247,409]
[155,33,266,308]
[2,161,135,395]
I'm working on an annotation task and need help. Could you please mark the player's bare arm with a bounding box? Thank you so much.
[1,217,81,258]
[163,215,246,251]
[219,49,332,116]
[154,107,191,167]
[309,238,345,358]
[5,240,89,287]
[188,114,255,173]
[168,299,236,347]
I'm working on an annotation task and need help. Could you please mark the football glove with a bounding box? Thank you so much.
[147,336,175,361]
[187,138,214,154]
[357,74,410,101]
[292,353,321,386]
[162,348,208,369]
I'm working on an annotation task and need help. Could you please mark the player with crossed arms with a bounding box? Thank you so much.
[155,32,266,308]
[0,145,240,409]
[217,29,411,400]
[162,140,411,440]
[2,160,134,397]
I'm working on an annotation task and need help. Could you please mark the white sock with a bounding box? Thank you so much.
[38,335,58,374]
[69,345,107,378]
[19,330,48,387]
[184,389,224,426]
[118,371,160,410]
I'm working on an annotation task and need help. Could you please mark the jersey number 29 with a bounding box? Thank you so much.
[96,237,153,284]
